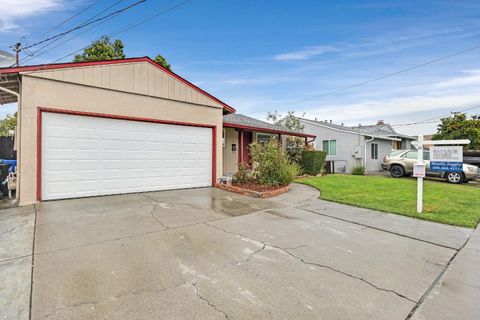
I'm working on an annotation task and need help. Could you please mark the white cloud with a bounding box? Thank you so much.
[273,45,339,61]
[0,0,62,31]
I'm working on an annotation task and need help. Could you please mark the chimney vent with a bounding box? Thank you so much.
[377,120,385,125]
[341,123,344,126]
[329,120,332,123]
[325,119,328,123]
[315,117,317,121]
[358,124,362,127]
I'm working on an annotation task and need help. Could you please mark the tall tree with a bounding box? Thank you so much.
[0,113,17,137]
[154,54,172,71]
[74,36,126,62]
[432,112,480,150]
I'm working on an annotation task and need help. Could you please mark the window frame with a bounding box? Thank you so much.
[371,143,379,160]
[255,132,276,145]
[322,139,337,156]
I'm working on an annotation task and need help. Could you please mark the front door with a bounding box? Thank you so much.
[241,131,253,164]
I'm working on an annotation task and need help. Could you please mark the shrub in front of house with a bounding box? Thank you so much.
[351,166,365,175]
[249,141,300,186]
[301,150,327,175]
[233,162,252,184]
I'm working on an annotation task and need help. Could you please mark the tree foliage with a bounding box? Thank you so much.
[266,110,305,132]
[0,113,17,137]
[249,140,300,186]
[154,54,172,71]
[432,113,480,150]
[73,36,173,72]
[267,110,307,163]
[74,36,126,62]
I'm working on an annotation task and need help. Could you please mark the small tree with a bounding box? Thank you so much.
[267,110,306,163]
[154,54,172,71]
[74,36,126,62]
[0,113,17,137]
[432,112,480,150]
[249,140,300,186]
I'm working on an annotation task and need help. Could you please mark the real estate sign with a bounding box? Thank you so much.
[430,146,463,172]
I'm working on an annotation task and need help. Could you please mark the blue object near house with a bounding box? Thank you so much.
[430,161,463,172]
[0,159,17,172]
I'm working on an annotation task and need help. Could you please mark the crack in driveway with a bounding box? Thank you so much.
[205,222,417,304]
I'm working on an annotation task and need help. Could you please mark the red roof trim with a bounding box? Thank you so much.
[0,57,236,113]
[223,122,316,138]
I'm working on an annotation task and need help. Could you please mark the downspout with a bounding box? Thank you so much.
[0,85,21,203]
[364,136,374,169]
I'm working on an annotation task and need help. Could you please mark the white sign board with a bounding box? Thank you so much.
[413,163,426,178]
[430,146,463,162]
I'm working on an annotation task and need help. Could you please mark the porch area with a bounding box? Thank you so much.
[222,114,315,176]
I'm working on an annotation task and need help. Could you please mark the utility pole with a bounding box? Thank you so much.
[14,43,21,67]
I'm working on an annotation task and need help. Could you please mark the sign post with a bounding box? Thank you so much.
[412,137,470,213]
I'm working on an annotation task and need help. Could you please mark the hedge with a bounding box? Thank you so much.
[301,150,327,175]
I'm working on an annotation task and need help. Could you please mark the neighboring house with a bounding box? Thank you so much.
[0,57,313,205]
[299,118,414,173]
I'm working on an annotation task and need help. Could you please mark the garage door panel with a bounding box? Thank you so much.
[42,112,213,200]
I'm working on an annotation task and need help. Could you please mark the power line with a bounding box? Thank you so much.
[22,0,147,50]
[290,43,480,104]
[20,0,192,75]
[18,0,128,65]
[390,105,480,127]
[33,0,103,41]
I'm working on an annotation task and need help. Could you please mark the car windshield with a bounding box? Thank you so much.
[404,151,430,160]
[388,150,405,157]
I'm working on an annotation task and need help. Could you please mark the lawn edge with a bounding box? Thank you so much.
[295,179,476,229]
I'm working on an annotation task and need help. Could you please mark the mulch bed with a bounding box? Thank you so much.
[216,182,289,198]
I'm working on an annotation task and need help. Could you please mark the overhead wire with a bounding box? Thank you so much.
[18,0,129,65]
[19,0,193,75]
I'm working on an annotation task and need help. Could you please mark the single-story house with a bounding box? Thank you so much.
[222,113,316,175]
[0,57,313,205]
[299,118,414,173]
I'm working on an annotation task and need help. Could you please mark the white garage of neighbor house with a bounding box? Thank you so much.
[0,57,236,205]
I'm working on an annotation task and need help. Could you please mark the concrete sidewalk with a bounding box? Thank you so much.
[411,224,480,319]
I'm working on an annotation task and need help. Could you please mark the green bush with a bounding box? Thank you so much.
[301,150,326,175]
[249,141,300,186]
[351,166,365,175]
[285,137,305,164]
[234,162,252,184]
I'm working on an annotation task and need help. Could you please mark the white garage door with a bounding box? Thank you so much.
[41,112,213,200]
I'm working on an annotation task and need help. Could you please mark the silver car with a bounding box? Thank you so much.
[382,149,480,184]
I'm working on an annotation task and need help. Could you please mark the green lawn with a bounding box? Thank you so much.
[297,175,480,228]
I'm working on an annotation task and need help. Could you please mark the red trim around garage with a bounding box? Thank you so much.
[224,122,316,138]
[0,57,236,113]
[36,107,217,201]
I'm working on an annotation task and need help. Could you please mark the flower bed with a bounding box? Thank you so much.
[216,182,289,198]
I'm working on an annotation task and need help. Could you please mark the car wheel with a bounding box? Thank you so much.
[446,172,464,184]
[390,165,405,178]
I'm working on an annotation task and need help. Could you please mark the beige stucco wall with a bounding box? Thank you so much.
[222,127,238,175]
[19,71,224,205]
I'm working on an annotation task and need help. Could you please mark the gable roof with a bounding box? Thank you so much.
[351,124,414,140]
[299,118,408,141]
[224,114,315,138]
[0,57,235,113]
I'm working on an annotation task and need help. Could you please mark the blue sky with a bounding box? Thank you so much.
[1,0,480,135]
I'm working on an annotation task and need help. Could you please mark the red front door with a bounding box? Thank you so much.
[241,131,253,164]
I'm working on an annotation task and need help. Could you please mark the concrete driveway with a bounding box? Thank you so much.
[1,184,475,319]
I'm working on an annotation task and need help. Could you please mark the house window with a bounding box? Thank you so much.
[371,143,378,159]
[322,140,336,155]
[256,133,275,145]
